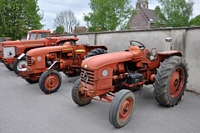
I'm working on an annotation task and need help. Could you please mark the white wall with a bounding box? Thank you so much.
[65,27,200,93]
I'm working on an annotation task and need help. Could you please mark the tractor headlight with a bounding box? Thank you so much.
[37,56,42,61]
[102,70,108,77]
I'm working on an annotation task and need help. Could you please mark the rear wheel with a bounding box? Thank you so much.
[153,56,188,107]
[84,48,107,59]
[25,77,39,84]
[39,70,62,94]
[5,64,13,71]
[109,89,135,128]
[13,56,27,75]
[71,78,91,106]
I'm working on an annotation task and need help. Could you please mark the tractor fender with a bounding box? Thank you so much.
[85,45,108,50]
[158,50,182,57]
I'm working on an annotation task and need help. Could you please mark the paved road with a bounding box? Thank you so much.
[0,62,200,133]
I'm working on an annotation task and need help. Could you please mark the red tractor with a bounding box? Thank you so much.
[18,41,107,94]
[71,38,189,128]
[0,30,51,62]
[1,30,76,74]
[0,37,11,62]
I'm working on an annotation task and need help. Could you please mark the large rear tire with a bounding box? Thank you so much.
[5,64,13,71]
[39,70,62,94]
[25,77,39,84]
[153,56,188,107]
[71,78,91,106]
[109,89,135,128]
[84,48,107,59]
[13,56,27,75]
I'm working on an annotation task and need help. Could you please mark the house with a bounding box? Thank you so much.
[72,26,87,34]
[128,0,159,30]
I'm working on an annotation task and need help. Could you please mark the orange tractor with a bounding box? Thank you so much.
[18,41,107,94]
[71,38,189,128]
[0,30,51,62]
[1,30,76,74]
[0,37,11,62]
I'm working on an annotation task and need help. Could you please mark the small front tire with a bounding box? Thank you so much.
[13,56,27,75]
[39,70,62,94]
[109,89,135,128]
[71,78,91,106]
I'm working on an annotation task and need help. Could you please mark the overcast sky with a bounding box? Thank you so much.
[38,0,200,31]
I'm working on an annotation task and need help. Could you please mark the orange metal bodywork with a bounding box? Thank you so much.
[19,42,107,80]
[0,30,51,60]
[80,44,182,101]
[1,34,79,65]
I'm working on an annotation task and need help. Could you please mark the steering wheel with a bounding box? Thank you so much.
[130,40,145,49]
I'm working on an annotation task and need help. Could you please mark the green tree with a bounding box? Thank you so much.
[84,0,134,32]
[156,0,194,27]
[0,0,43,40]
[189,15,200,26]
[53,10,80,33]
[53,26,65,34]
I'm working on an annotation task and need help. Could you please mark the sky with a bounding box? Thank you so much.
[38,0,200,31]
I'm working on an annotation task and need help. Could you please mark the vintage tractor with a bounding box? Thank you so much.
[2,33,77,74]
[71,38,189,128]
[0,30,51,62]
[0,37,11,62]
[18,41,107,94]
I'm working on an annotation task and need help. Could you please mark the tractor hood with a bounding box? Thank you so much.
[2,39,45,47]
[2,40,23,47]
[26,45,64,57]
[82,51,136,70]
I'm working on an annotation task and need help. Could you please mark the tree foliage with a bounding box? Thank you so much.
[84,0,134,32]
[53,26,65,34]
[189,15,200,26]
[0,0,43,40]
[53,10,80,33]
[155,0,194,27]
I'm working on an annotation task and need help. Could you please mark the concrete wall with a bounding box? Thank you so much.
[65,27,200,93]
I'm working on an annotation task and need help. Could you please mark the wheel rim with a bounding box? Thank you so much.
[78,85,90,102]
[119,98,133,122]
[17,60,27,70]
[44,74,59,91]
[170,67,185,98]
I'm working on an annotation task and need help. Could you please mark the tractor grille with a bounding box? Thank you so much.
[81,68,94,85]
[27,56,32,66]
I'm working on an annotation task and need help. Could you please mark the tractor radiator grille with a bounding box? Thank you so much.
[81,68,94,85]
[27,56,32,66]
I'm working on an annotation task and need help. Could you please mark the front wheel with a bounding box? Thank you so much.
[71,78,91,106]
[109,89,135,128]
[13,56,27,75]
[153,56,189,107]
[39,70,62,94]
